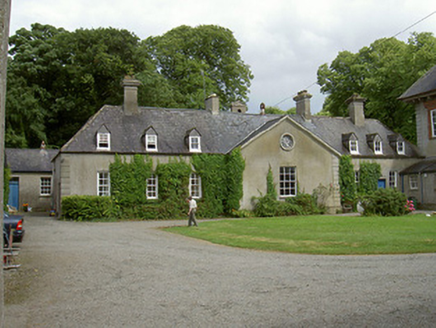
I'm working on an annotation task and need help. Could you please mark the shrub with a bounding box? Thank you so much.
[62,195,113,221]
[286,193,323,215]
[360,188,408,216]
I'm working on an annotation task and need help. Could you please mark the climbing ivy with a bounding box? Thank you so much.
[192,148,246,217]
[358,162,381,194]
[339,155,356,203]
[3,166,10,210]
[155,158,191,219]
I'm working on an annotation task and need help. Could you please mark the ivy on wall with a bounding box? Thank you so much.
[339,155,356,203]
[3,166,10,210]
[358,162,381,194]
[192,148,246,218]
[62,149,245,221]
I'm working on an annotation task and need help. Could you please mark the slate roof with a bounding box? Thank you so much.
[59,105,421,159]
[5,148,59,173]
[61,106,280,154]
[399,64,436,101]
[401,157,436,174]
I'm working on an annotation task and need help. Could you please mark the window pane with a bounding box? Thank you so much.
[190,173,201,198]
[279,167,296,197]
[40,177,52,196]
[98,133,110,149]
[98,172,110,196]
[147,175,158,199]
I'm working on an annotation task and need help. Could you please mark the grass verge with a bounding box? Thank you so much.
[164,214,436,255]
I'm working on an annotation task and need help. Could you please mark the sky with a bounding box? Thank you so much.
[8,0,436,113]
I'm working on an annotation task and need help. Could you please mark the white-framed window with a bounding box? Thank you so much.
[431,109,436,138]
[396,141,405,155]
[97,132,110,150]
[40,177,52,196]
[189,173,202,198]
[146,134,158,152]
[97,172,110,196]
[355,171,360,184]
[349,140,359,154]
[189,136,201,153]
[279,166,297,197]
[409,175,418,190]
[374,139,383,155]
[389,171,398,188]
[146,175,158,199]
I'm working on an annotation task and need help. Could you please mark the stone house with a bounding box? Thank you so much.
[52,76,422,216]
[5,146,58,212]
[399,64,436,208]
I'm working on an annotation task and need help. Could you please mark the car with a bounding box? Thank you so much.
[3,212,25,246]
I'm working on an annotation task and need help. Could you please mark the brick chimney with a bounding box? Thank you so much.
[205,94,220,115]
[293,90,312,121]
[122,76,141,115]
[346,94,365,126]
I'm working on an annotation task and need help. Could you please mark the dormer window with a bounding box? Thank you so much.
[366,133,382,155]
[342,133,359,155]
[388,134,405,155]
[186,128,201,153]
[396,141,405,155]
[145,127,158,152]
[374,138,383,155]
[349,140,359,154]
[97,132,110,150]
[189,136,201,152]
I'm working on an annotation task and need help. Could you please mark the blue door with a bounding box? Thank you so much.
[378,179,386,189]
[8,179,19,209]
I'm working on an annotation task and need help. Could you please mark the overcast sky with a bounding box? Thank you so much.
[8,0,436,113]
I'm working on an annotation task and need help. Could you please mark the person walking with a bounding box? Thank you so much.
[187,196,198,227]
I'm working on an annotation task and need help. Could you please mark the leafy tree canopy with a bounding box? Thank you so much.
[317,32,436,143]
[6,23,253,148]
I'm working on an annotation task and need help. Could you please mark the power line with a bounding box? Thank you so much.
[272,10,436,108]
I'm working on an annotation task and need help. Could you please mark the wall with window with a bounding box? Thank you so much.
[240,118,342,213]
[9,173,53,212]
[415,101,436,157]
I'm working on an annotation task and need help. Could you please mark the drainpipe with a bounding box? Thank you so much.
[420,173,424,205]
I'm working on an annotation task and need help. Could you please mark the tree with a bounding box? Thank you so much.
[317,32,436,142]
[6,23,254,148]
[142,25,253,110]
[264,106,296,115]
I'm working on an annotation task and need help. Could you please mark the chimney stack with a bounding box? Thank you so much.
[122,76,141,115]
[231,101,247,114]
[205,94,220,115]
[293,90,312,121]
[346,94,365,126]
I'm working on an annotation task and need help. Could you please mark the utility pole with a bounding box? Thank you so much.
[0,0,11,326]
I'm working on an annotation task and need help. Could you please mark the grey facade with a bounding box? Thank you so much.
[399,64,436,207]
[52,77,423,215]
[5,147,58,212]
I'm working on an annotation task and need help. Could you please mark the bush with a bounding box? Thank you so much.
[62,195,114,221]
[360,188,408,216]
[252,192,322,217]
[286,193,323,215]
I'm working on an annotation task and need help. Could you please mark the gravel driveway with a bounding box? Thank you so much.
[4,215,436,327]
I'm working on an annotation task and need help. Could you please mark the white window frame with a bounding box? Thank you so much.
[189,173,202,198]
[40,177,52,196]
[389,171,398,188]
[349,140,359,154]
[97,172,110,196]
[409,175,418,190]
[189,136,201,153]
[97,132,110,150]
[146,175,158,199]
[146,134,158,152]
[279,166,297,198]
[374,139,383,155]
[431,109,436,138]
[355,171,360,184]
[396,141,405,155]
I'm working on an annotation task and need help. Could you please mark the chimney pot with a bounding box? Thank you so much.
[346,94,365,126]
[205,94,220,115]
[293,90,312,121]
[122,76,141,115]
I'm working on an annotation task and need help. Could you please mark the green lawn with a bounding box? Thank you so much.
[164,214,436,255]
